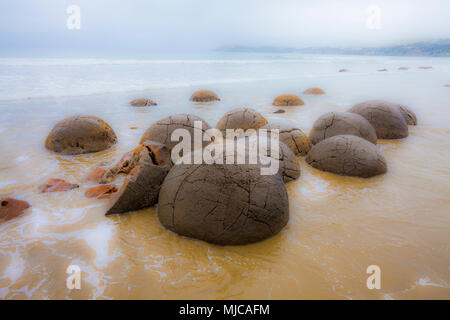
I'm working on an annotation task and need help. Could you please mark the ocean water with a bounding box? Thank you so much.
[0,53,449,299]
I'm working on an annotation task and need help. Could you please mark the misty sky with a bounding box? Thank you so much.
[0,0,449,57]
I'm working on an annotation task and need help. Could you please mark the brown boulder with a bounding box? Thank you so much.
[347,100,408,139]
[105,141,172,215]
[190,89,220,102]
[260,120,311,156]
[306,135,387,178]
[272,94,304,106]
[419,66,432,70]
[139,114,212,152]
[309,112,377,145]
[85,185,118,199]
[302,87,325,95]
[45,115,117,155]
[217,108,268,134]
[158,162,289,245]
[39,178,79,193]
[273,109,286,114]
[0,198,30,223]
[398,67,408,70]
[130,98,157,107]
[398,105,417,125]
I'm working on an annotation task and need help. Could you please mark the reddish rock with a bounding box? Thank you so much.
[398,67,408,70]
[0,198,31,222]
[85,185,118,199]
[274,109,286,114]
[85,167,106,184]
[378,69,388,72]
[339,69,349,72]
[419,66,432,70]
[39,178,79,193]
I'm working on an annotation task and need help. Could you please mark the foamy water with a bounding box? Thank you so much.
[0,54,449,299]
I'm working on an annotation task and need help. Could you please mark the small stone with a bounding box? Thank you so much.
[39,178,79,193]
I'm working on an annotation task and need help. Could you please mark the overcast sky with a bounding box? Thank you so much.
[0,0,449,57]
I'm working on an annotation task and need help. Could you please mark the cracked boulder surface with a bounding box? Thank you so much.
[260,120,311,156]
[45,115,117,155]
[130,98,157,107]
[158,162,289,245]
[347,101,409,139]
[139,114,212,152]
[216,108,268,134]
[190,89,220,102]
[398,105,417,125]
[105,141,173,215]
[309,112,377,145]
[302,87,326,95]
[1,198,30,223]
[306,135,387,178]
[272,94,304,106]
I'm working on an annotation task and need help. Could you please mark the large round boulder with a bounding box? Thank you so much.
[347,101,408,139]
[302,87,325,95]
[216,108,268,134]
[158,162,289,245]
[305,135,387,178]
[190,89,220,102]
[309,112,377,145]
[272,94,304,106]
[260,120,311,156]
[398,104,417,125]
[45,115,117,155]
[139,114,212,152]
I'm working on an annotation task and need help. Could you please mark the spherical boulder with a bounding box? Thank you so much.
[217,108,268,134]
[272,94,304,106]
[398,105,417,125]
[347,101,408,139]
[45,115,117,155]
[190,89,220,102]
[305,135,387,178]
[139,114,212,152]
[158,162,289,245]
[309,112,377,145]
[302,87,325,95]
[130,98,157,107]
[260,120,311,156]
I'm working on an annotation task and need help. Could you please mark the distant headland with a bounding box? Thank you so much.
[215,39,450,57]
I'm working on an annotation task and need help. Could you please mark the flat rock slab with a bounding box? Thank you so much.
[39,178,79,193]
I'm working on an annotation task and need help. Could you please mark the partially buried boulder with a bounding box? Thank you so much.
[347,100,408,139]
[158,162,289,245]
[272,94,304,106]
[260,120,311,156]
[190,90,220,102]
[39,178,79,193]
[309,112,377,145]
[139,114,212,152]
[216,108,268,135]
[105,141,172,215]
[45,115,117,155]
[398,104,417,125]
[305,135,387,178]
[0,198,30,223]
[130,98,157,107]
[302,87,325,95]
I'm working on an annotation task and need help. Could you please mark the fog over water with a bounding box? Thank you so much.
[1,0,450,56]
